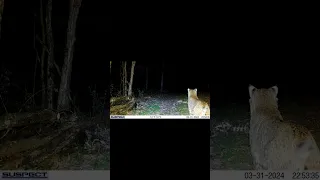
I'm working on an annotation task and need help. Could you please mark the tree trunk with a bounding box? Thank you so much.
[145,66,148,91]
[123,61,127,96]
[32,13,38,108]
[128,61,136,97]
[160,60,164,92]
[39,0,47,109]
[109,61,112,88]
[121,62,124,96]
[110,61,112,74]
[120,61,129,96]
[46,0,54,109]
[57,0,82,111]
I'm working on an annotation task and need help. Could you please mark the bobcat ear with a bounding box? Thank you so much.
[270,86,278,96]
[194,88,197,92]
[187,88,190,91]
[248,84,256,98]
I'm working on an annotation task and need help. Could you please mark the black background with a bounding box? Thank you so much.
[1,0,319,179]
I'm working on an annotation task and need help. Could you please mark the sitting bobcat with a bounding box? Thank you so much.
[248,85,320,170]
[187,88,210,116]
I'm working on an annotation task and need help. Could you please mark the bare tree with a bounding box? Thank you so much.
[32,13,39,108]
[39,0,47,108]
[109,61,112,94]
[0,0,4,40]
[160,60,164,92]
[145,66,148,91]
[57,0,82,111]
[110,61,112,74]
[124,61,127,96]
[121,61,127,96]
[119,61,136,97]
[46,0,54,109]
[128,61,136,97]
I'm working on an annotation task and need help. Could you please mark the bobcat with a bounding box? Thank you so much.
[248,85,320,170]
[187,88,210,116]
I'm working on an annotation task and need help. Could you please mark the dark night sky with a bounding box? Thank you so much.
[0,0,112,111]
[0,0,212,112]
[1,0,320,112]
[110,61,211,93]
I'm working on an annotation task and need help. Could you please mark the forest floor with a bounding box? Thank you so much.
[0,110,110,170]
[130,90,210,116]
[49,118,110,170]
[210,102,320,170]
